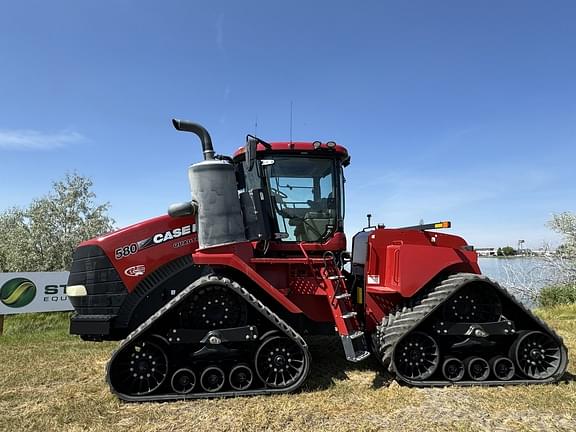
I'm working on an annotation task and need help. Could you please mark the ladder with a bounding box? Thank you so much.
[321,256,370,363]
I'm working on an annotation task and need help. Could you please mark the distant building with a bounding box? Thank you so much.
[476,247,497,257]
[532,248,554,257]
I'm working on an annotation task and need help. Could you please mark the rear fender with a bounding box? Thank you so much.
[381,244,480,298]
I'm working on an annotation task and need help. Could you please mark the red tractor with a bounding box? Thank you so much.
[67,120,567,401]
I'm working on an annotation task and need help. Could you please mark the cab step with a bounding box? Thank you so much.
[340,333,371,362]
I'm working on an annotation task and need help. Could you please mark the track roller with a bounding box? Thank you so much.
[171,368,196,394]
[200,366,226,392]
[442,357,465,382]
[229,364,254,391]
[465,357,490,381]
[490,356,515,381]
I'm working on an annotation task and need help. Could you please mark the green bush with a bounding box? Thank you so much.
[538,283,576,307]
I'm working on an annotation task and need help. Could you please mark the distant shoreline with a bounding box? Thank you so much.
[477,255,548,259]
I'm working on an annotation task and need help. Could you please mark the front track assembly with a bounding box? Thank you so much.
[107,275,310,401]
[376,273,568,386]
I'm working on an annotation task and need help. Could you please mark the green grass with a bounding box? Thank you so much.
[539,284,576,308]
[0,311,575,432]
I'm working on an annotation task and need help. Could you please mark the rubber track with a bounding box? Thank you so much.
[376,272,569,386]
[107,274,310,401]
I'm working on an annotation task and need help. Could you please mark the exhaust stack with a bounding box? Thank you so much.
[172,119,215,160]
[171,119,246,249]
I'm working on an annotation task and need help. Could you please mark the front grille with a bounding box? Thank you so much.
[68,245,127,315]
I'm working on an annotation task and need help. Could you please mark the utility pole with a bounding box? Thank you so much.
[517,239,525,256]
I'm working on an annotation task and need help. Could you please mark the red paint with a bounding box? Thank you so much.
[363,227,480,326]
[232,141,349,160]
[79,214,198,292]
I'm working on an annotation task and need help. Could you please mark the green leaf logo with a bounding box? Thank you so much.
[0,278,37,308]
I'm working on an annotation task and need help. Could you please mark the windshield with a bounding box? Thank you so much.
[267,157,337,242]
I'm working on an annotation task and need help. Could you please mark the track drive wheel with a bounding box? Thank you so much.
[178,284,248,329]
[442,283,502,322]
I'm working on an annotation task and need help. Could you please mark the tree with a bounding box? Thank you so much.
[501,246,517,256]
[0,173,115,272]
[548,212,576,257]
[546,212,576,287]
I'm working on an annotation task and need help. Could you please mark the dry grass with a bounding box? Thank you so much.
[1,308,575,432]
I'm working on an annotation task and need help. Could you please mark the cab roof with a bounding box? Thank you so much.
[232,141,349,164]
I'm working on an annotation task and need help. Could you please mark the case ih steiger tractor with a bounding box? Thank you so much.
[67,120,567,401]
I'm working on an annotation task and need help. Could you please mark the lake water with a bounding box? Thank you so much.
[478,257,557,306]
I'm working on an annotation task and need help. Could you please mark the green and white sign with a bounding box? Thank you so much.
[0,272,71,315]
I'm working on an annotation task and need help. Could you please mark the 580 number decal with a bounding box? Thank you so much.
[115,243,138,260]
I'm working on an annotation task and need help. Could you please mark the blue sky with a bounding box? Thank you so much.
[0,1,574,249]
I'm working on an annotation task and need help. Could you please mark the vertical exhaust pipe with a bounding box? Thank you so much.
[172,119,215,160]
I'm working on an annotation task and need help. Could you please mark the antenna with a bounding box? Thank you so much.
[290,101,293,145]
[254,115,258,137]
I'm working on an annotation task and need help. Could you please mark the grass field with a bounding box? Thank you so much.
[1,308,575,432]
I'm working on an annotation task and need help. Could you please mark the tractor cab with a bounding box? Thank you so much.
[232,139,350,249]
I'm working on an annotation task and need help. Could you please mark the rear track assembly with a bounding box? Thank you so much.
[376,273,568,386]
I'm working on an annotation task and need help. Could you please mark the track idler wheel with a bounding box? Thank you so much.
[465,357,490,381]
[171,368,196,394]
[510,331,563,380]
[229,364,254,391]
[393,332,440,380]
[255,336,307,389]
[200,366,226,392]
[442,357,465,382]
[109,338,169,396]
[490,356,515,381]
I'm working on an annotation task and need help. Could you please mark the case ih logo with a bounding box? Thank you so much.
[124,265,146,277]
[0,277,37,308]
[115,224,197,260]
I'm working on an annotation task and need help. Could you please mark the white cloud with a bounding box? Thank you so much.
[0,129,85,150]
